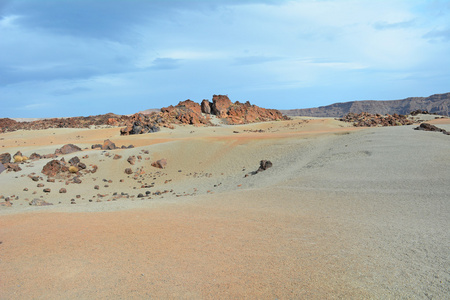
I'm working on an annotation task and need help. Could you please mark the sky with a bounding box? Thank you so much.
[1,0,450,118]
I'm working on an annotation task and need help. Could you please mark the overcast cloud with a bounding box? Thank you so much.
[1,0,449,118]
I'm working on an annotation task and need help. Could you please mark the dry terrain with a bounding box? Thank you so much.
[1,116,449,299]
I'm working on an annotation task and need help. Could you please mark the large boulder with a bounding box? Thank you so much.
[211,95,232,118]
[55,144,82,155]
[201,99,212,114]
[42,160,69,177]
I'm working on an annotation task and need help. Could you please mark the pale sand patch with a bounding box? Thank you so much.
[1,118,449,298]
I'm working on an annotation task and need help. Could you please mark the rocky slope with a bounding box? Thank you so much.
[282,92,450,117]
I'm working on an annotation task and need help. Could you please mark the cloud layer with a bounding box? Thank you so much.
[1,0,449,117]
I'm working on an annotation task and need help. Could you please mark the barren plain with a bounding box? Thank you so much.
[1,116,449,299]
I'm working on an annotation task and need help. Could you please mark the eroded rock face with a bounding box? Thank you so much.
[120,114,160,135]
[55,144,82,155]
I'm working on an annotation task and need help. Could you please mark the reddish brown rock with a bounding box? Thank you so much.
[0,153,11,164]
[151,159,167,169]
[201,99,212,114]
[125,168,133,175]
[30,153,42,160]
[127,156,136,165]
[102,139,117,150]
[211,95,232,118]
[55,144,82,155]
[42,160,69,177]
[43,188,51,193]
[4,163,21,172]
[113,154,122,160]
[59,188,67,193]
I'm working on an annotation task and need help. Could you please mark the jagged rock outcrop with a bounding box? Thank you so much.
[161,100,211,126]
[282,92,450,117]
[211,95,233,118]
[1,95,288,134]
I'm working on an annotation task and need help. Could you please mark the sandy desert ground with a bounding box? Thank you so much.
[1,116,449,299]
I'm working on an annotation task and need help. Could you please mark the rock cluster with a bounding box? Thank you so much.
[340,112,414,127]
[162,95,288,126]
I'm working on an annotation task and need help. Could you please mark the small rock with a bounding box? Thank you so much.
[59,188,67,193]
[125,168,133,175]
[43,188,51,193]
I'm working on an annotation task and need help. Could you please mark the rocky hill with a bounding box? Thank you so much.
[282,92,450,117]
[0,95,288,134]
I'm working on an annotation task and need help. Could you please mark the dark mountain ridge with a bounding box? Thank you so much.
[281,92,450,117]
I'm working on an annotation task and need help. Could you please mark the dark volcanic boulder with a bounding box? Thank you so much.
[414,123,449,135]
[258,160,273,172]
[68,156,80,166]
[55,144,82,155]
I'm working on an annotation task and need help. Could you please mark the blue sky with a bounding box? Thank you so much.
[1,0,449,118]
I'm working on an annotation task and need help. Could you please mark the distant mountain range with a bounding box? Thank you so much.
[281,92,450,117]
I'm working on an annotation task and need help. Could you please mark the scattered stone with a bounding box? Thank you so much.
[31,176,40,181]
[43,188,51,193]
[23,188,29,191]
[55,144,82,155]
[94,185,99,190]
[59,188,67,193]
[47,178,55,182]
[73,177,82,184]
[113,154,122,160]
[137,193,145,198]
[91,144,102,150]
[68,156,80,166]
[29,198,53,206]
[102,139,117,150]
[30,153,42,160]
[37,183,44,187]
[4,163,21,172]
[151,159,167,169]
[125,168,133,175]
[78,162,86,169]
[127,156,136,165]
